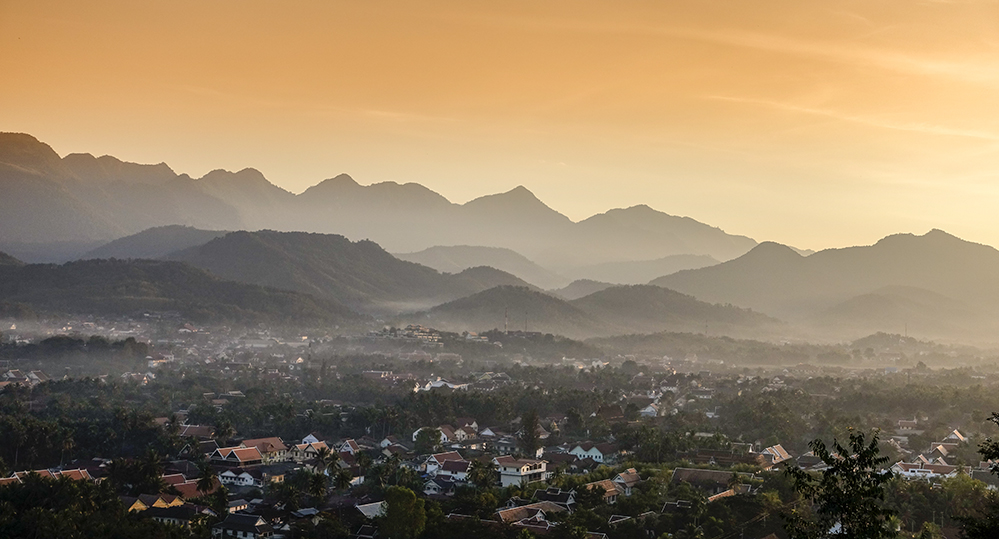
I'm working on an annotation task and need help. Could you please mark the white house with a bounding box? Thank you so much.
[891,461,958,480]
[424,451,464,474]
[493,455,549,487]
[568,442,619,463]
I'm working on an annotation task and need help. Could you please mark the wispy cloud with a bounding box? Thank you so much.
[705,95,999,141]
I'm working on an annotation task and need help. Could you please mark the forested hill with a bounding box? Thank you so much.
[167,230,536,313]
[0,258,363,325]
[0,251,23,266]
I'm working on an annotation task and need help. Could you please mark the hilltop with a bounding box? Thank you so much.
[167,230,535,313]
[83,225,229,260]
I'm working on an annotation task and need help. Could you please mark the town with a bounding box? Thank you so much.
[2,317,999,539]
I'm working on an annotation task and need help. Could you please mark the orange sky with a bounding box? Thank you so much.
[3,0,999,250]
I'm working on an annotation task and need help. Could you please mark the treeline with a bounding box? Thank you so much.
[0,334,149,361]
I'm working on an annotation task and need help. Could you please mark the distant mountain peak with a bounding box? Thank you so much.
[463,185,571,223]
[305,173,361,193]
[327,173,359,186]
[744,241,802,258]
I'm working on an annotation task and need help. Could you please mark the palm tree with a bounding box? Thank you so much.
[308,471,328,505]
[214,419,235,445]
[468,459,497,489]
[196,461,217,496]
[332,469,353,492]
[354,451,371,474]
[313,446,339,475]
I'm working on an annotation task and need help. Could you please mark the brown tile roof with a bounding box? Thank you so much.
[585,479,621,499]
[241,437,288,453]
[495,501,567,524]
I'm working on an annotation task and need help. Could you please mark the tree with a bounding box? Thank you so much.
[414,428,442,455]
[783,429,897,539]
[309,471,329,505]
[959,412,999,538]
[380,486,426,539]
[518,409,540,456]
[314,445,340,475]
[196,461,217,496]
[332,469,353,492]
[468,459,497,489]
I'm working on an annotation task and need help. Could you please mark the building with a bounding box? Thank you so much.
[212,513,274,538]
[493,455,549,487]
[568,442,619,463]
[210,447,264,467]
[239,438,289,463]
[584,479,622,504]
[424,451,464,474]
[612,468,642,497]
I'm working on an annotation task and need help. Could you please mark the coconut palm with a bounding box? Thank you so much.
[332,469,353,492]
[196,461,217,496]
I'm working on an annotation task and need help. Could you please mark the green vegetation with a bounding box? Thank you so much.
[784,430,897,539]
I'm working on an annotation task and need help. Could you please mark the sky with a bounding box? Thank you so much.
[3,0,999,250]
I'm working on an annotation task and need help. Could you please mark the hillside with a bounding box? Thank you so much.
[83,226,228,260]
[566,254,718,284]
[571,284,782,337]
[406,286,605,338]
[395,245,569,289]
[0,259,361,325]
[168,230,534,313]
[0,133,760,267]
[812,286,996,342]
[551,279,616,300]
[650,230,999,342]
[0,251,24,266]
[588,332,834,364]
[406,283,781,339]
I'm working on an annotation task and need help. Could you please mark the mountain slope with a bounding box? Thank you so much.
[83,226,229,260]
[565,205,757,265]
[550,280,616,300]
[0,259,361,325]
[813,286,995,341]
[570,285,782,337]
[651,230,999,341]
[168,230,535,313]
[0,251,24,266]
[566,254,718,284]
[407,284,781,339]
[407,286,605,338]
[395,245,569,289]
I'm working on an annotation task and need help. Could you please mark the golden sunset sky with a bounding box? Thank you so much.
[3,0,999,249]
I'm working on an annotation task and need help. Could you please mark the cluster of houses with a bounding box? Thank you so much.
[0,368,50,389]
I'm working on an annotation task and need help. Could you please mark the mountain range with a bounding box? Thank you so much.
[651,230,999,341]
[0,133,758,271]
[166,230,536,314]
[405,284,781,339]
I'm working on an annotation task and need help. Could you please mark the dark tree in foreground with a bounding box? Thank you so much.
[783,429,897,539]
[380,486,426,539]
[960,412,999,539]
[518,409,541,456]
